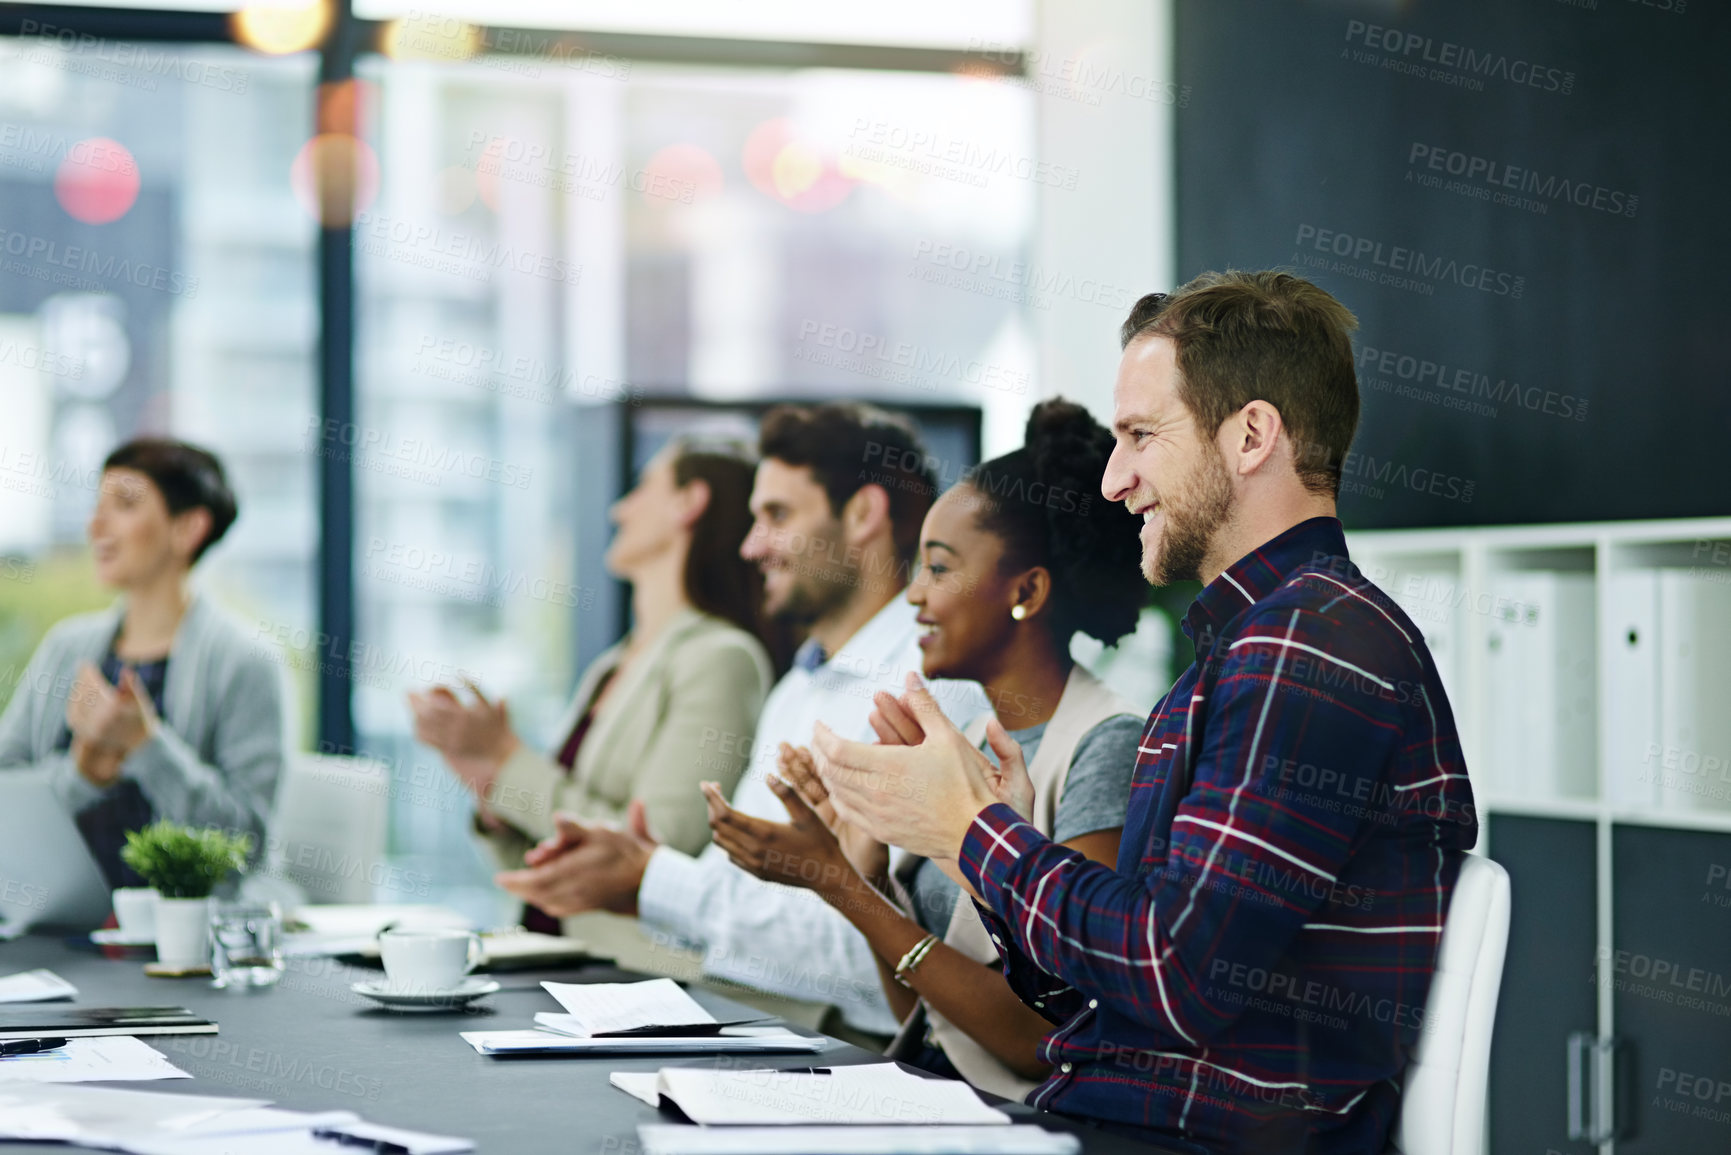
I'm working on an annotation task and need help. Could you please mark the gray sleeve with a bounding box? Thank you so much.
[1050,713,1143,844]
[0,624,105,813]
[126,649,285,854]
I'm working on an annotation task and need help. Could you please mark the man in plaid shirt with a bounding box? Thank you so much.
[815,271,1478,1154]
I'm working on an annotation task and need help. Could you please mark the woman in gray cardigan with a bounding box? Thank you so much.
[0,439,284,884]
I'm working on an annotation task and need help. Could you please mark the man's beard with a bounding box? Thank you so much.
[764,522,858,625]
[1145,448,1235,586]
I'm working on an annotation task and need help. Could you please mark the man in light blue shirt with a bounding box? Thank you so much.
[500,403,987,1037]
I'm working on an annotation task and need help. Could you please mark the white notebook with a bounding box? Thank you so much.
[636,1124,1081,1155]
[613,1064,1009,1126]
[462,1029,825,1056]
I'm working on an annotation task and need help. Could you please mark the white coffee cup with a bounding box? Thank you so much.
[112,888,159,938]
[378,927,481,993]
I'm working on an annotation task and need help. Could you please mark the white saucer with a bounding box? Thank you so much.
[92,928,157,947]
[351,977,499,1009]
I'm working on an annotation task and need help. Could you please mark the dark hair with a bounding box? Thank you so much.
[1120,270,1360,497]
[964,399,1144,648]
[757,402,935,566]
[102,437,237,564]
[668,439,765,639]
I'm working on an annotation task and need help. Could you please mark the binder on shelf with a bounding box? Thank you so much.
[1602,570,1660,808]
[1483,573,1595,802]
[1655,570,1731,813]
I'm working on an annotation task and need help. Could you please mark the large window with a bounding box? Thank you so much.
[0,34,317,739]
[351,50,1037,918]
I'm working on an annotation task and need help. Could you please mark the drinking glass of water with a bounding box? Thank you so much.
[209,901,283,988]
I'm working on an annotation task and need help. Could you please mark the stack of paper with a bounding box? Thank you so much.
[0,1036,190,1083]
[635,1126,1081,1154]
[0,970,77,1003]
[613,1064,1080,1154]
[461,978,827,1056]
[0,1084,472,1154]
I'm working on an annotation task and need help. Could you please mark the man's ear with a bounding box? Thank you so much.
[1224,400,1285,478]
[841,483,892,545]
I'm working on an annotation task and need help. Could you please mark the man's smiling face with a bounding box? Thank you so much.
[1100,334,1235,586]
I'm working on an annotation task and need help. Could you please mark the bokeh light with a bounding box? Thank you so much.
[641,143,724,207]
[290,134,381,227]
[741,118,852,214]
[232,0,331,56]
[54,137,140,224]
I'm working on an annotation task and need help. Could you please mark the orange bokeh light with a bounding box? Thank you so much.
[290,133,380,227]
[232,0,331,56]
[742,119,851,214]
[55,137,140,224]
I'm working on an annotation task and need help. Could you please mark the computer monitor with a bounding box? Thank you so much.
[0,769,113,935]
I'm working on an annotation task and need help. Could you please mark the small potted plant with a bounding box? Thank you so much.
[120,822,253,968]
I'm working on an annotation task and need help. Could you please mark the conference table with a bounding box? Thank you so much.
[2,933,1182,1154]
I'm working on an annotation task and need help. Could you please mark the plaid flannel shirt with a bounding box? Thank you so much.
[960,517,1478,1155]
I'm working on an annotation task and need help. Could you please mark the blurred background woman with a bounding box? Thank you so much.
[411,439,775,933]
[704,399,1147,1095]
[0,438,283,886]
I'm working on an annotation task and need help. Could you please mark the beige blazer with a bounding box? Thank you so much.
[891,664,1137,1101]
[479,608,772,866]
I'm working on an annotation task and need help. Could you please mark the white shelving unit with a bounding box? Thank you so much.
[1349,516,1731,1154]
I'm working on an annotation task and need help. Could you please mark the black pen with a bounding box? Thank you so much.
[311,1129,410,1154]
[0,1037,68,1056]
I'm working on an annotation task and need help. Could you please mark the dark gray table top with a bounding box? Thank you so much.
[0,933,1178,1154]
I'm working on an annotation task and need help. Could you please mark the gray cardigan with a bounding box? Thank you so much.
[0,592,287,852]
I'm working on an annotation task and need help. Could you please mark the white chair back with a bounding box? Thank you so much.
[265,753,391,904]
[1387,852,1512,1155]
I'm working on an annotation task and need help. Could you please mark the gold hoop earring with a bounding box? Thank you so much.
[1010,605,1027,622]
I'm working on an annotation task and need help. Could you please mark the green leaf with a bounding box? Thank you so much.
[119,821,254,899]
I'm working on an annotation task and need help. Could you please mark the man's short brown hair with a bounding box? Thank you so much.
[1120,270,1360,497]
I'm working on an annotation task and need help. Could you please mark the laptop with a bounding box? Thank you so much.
[0,768,113,936]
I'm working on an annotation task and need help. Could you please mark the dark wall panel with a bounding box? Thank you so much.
[1175,0,1730,528]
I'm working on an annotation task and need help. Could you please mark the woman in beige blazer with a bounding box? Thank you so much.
[410,440,774,890]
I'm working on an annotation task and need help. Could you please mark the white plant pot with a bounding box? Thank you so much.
[153,897,212,968]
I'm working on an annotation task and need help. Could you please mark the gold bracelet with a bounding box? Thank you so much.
[893,933,940,988]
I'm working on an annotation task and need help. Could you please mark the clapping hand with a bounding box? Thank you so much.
[813,672,1034,860]
[65,664,155,786]
[495,801,657,917]
[408,680,519,794]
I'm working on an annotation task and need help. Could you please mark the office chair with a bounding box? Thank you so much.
[265,752,391,904]
[1387,852,1512,1155]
